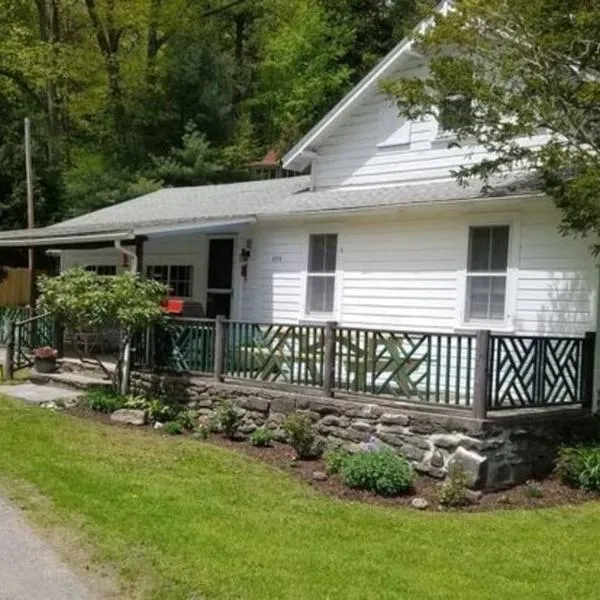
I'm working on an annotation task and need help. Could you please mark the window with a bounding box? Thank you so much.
[306,234,337,314]
[84,265,117,276]
[465,226,509,321]
[147,265,193,297]
[438,94,473,136]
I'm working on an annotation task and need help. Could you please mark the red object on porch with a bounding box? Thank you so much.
[161,299,184,314]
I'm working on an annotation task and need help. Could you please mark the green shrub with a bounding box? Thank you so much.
[249,427,273,447]
[212,400,244,439]
[165,421,183,435]
[438,464,470,508]
[123,394,148,410]
[340,448,413,496]
[283,412,324,459]
[557,444,600,491]
[525,480,543,498]
[147,398,177,423]
[176,410,195,432]
[324,447,351,474]
[86,388,126,413]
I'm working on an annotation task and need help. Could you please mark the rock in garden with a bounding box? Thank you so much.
[153,421,164,430]
[464,489,483,504]
[447,447,487,489]
[411,497,429,510]
[111,409,147,426]
[312,471,328,482]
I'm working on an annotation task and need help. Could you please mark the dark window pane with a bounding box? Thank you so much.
[468,227,491,271]
[208,239,234,290]
[308,234,337,273]
[439,96,472,132]
[490,226,509,271]
[206,292,231,319]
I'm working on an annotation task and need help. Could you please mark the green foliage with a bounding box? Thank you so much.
[249,426,274,447]
[525,481,543,499]
[324,446,351,474]
[175,410,196,432]
[438,464,470,508]
[212,400,244,440]
[146,398,177,423]
[386,0,600,252]
[164,421,183,435]
[557,445,600,491]
[86,388,126,414]
[283,412,324,460]
[340,448,413,496]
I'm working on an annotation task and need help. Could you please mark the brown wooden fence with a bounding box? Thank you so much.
[0,268,30,307]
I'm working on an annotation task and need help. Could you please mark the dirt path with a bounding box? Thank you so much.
[0,496,102,600]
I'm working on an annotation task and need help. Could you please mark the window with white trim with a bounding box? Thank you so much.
[465,226,509,321]
[306,234,337,314]
[438,94,473,137]
[147,265,193,297]
[84,265,117,276]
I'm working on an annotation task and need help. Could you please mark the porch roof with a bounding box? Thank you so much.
[0,173,542,248]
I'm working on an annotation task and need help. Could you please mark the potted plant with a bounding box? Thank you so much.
[33,346,58,374]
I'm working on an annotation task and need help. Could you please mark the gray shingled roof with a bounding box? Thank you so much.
[0,173,541,243]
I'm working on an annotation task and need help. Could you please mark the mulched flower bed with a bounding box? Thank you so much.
[65,405,599,512]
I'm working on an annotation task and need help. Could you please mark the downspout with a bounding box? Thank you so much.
[114,240,138,395]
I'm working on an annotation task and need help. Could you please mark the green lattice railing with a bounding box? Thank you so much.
[0,307,29,346]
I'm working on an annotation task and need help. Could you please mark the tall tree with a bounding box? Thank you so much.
[386,0,600,250]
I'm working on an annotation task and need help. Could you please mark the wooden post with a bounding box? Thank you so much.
[214,315,226,382]
[54,321,64,359]
[472,329,491,420]
[581,331,596,410]
[135,236,145,274]
[4,321,15,380]
[25,118,36,311]
[322,321,337,397]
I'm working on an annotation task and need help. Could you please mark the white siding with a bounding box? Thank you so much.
[311,67,548,191]
[241,198,596,338]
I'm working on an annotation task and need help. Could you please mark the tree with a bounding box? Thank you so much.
[385,0,600,251]
[37,267,167,391]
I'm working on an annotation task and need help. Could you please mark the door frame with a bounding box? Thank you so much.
[205,235,239,319]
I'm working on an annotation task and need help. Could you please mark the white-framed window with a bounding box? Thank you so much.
[306,234,337,315]
[84,265,117,276]
[465,225,510,322]
[438,94,473,138]
[147,265,193,298]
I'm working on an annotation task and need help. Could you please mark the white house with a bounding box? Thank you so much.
[0,8,597,407]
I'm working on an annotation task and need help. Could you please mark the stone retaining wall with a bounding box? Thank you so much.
[131,371,597,490]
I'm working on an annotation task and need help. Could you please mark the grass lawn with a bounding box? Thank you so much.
[0,396,598,600]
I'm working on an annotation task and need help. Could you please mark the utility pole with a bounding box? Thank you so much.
[24,118,35,314]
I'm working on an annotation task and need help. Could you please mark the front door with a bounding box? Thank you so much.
[206,238,234,318]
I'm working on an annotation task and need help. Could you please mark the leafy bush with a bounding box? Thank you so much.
[525,480,543,498]
[340,448,413,496]
[176,410,195,432]
[557,444,600,491]
[283,412,324,459]
[324,447,351,474]
[165,421,183,435]
[123,394,148,410]
[249,427,274,447]
[147,398,177,423]
[212,400,244,439]
[438,464,470,508]
[86,388,126,413]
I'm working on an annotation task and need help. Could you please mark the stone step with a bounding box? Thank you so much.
[29,371,112,391]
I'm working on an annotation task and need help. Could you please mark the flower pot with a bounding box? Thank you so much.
[34,356,57,374]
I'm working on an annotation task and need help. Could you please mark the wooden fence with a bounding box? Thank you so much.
[1,309,593,417]
[0,268,31,307]
[137,317,595,418]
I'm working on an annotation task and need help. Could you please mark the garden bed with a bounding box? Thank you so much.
[64,403,599,512]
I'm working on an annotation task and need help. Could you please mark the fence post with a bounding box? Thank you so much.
[472,329,491,420]
[3,321,15,380]
[214,315,226,382]
[581,331,596,410]
[54,321,64,359]
[322,321,337,397]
